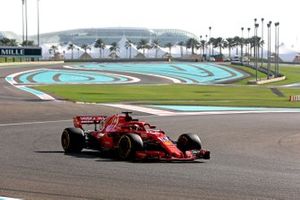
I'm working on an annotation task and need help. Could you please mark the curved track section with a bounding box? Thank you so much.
[68,62,246,84]
[7,68,140,85]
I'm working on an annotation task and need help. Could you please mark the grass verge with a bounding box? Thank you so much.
[35,84,300,108]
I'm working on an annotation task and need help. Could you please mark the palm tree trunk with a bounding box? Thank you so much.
[180,46,183,57]
[71,49,74,59]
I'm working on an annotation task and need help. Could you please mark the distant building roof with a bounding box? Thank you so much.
[31,27,198,46]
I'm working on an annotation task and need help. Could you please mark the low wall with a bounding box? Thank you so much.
[0,61,64,66]
[248,76,286,85]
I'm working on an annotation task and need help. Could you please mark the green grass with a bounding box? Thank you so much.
[35,84,300,108]
[231,64,300,86]
[24,62,300,108]
[230,65,266,85]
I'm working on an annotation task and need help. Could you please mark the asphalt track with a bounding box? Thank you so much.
[1,63,300,200]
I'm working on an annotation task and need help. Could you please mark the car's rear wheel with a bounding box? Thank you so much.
[177,133,202,152]
[118,133,143,160]
[61,128,85,153]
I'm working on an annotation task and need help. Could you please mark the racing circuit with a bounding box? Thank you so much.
[0,62,300,200]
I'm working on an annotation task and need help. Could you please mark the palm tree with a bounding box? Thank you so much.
[186,38,199,55]
[225,38,235,59]
[164,42,173,56]
[94,39,105,58]
[109,42,119,53]
[125,40,133,58]
[67,43,75,59]
[22,40,34,46]
[49,45,58,56]
[152,39,160,58]
[0,37,18,46]
[233,36,241,56]
[212,37,225,56]
[137,39,148,56]
[177,41,185,57]
[199,40,206,58]
[249,36,262,58]
[81,44,91,54]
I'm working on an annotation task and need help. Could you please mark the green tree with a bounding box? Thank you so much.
[67,43,75,59]
[199,40,206,57]
[81,44,91,54]
[233,36,241,55]
[137,39,148,56]
[109,42,119,53]
[152,39,160,58]
[125,40,133,58]
[186,38,199,55]
[22,40,34,46]
[225,38,235,58]
[211,37,225,56]
[49,45,58,56]
[164,42,173,56]
[177,41,185,57]
[94,39,106,58]
[0,37,18,46]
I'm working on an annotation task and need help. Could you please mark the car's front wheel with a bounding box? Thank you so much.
[177,133,202,152]
[118,133,143,160]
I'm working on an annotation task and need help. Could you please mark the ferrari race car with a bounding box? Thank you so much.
[61,112,210,161]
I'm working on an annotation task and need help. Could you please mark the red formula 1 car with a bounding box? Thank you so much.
[61,112,210,161]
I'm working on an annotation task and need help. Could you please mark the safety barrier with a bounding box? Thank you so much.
[289,95,300,102]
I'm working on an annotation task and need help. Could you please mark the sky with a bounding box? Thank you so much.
[0,0,299,49]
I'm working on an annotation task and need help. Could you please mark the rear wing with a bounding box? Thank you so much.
[73,116,106,130]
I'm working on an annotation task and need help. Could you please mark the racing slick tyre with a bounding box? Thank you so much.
[61,128,85,153]
[177,133,202,152]
[118,133,143,160]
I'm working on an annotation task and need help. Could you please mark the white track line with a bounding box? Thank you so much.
[101,104,300,116]
[101,103,175,116]
[0,119,70,127]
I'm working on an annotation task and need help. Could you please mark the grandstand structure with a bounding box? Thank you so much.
[34,27,198,46]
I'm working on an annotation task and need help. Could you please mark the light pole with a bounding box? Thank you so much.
[205,34,208,60]
[247,27,251,64]
[267,21,272,79]
[241,27,244,65]
[261,18,264,67]
[254,23,259,81]
[253,18,257,65]
[200,35,202,58]
[21,0,25,44]
[37,0,40,47]
[209,26,212,59]
[25,0,28,43]
[275,22,280,77]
